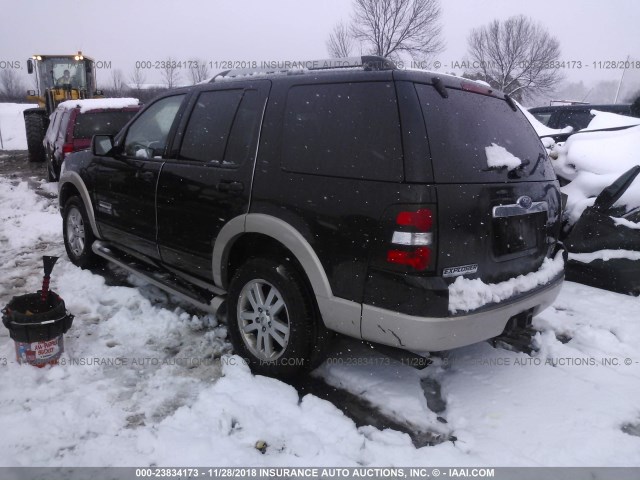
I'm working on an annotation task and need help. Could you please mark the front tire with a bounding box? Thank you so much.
[227,257,320,379]
[63,197,97,268]
[24,110,47,163]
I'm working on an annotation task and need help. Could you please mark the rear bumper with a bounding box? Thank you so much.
[360,274,563,352]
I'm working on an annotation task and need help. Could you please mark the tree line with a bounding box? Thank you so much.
[1,2,637,105]
[328,0,564,102]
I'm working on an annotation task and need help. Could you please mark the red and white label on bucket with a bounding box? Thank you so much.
[33,338,61,359]
[15,335,64,366]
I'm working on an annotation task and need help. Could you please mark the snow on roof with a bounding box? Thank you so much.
[58,98,140,113]
[584,110,640,130]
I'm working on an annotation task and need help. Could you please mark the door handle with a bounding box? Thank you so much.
[217,181,244,193]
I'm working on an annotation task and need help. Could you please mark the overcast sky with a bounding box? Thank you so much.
[1,0,638,89]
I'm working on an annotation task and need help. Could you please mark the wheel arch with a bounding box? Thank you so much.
[213,214,331,297]
[212,214,362,338]
[58,172,101,239]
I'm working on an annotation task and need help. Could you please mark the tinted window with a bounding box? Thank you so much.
[531,112,552,126]
[124,95,185,158]
[57,111,71,142]
[415,84,555,183]
[282,82,402,181]
[180,90,243,163]
[73,111,137,139]
[554,110,594,130]
[225,90,265,165]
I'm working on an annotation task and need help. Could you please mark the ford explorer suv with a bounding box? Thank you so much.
[58,56,564,378]
[44,98,140,181]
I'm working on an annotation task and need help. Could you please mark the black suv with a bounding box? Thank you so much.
[58,56,564,377]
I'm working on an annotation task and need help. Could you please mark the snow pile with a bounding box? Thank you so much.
[568,249,640,263]
[448,253,564,313]
[485,143,522,170]
[552,124,640,223]
[586,110,640,130]
[57,98,140,113]
[612,217,640,229]
[0,103,38,150]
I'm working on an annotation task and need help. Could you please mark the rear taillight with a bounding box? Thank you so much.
[62,143,74,158]
[386,208,435,271]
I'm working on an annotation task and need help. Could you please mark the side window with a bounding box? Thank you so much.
[57,111,71,142]
[47,111,59,141]
[225,90,265,165]
[124,94,185,159]
[282,82,402,181]
[179,89,243,163]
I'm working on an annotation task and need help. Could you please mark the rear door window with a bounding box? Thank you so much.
[282,82,402,181]
[73,111,137,139]
[179,89,244,163]
[415,84,555,183]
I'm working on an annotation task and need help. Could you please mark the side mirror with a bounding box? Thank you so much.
[27,59,33,74]
[92,135,115,156]
[27,90,36,96]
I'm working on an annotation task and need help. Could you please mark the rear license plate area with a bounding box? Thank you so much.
[493,212,545,258]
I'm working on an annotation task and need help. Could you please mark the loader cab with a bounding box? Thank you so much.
[27,53,98,112]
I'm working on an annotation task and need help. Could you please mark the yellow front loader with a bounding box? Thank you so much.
[23,52,101,162]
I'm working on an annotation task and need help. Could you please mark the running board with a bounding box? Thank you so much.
[92,241,225,314]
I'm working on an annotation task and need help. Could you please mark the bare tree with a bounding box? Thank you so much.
[188,59,211,85]
[348,0,444,60]
[129,66,147,91]
[327,22,355,58]
[0,69,26,102]
[160,57,181,89]
[467,15,562,100]
[110,69,126,97]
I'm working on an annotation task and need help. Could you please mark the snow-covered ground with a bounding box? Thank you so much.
[0,103,36,151]
[1,172,639,467]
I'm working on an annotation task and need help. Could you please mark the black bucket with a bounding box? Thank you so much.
[2,291,74,367]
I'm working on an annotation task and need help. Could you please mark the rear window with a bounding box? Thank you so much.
[415,84,555,183]
[73,111,137,139]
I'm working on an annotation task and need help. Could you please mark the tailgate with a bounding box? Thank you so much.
[437,181,562,284]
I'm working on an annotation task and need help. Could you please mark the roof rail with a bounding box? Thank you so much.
[211,55,396,81]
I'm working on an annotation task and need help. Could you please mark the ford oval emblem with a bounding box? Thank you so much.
[517,196,533,209]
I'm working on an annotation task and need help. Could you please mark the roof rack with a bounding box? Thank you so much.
[211,55,396,81]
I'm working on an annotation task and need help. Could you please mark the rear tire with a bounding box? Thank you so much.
[63,196,98,268]
[24,110,47,163]
[227,257,323,379]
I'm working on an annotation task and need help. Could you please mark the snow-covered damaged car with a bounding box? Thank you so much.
[57,56,565,378]
[532,108,640,295]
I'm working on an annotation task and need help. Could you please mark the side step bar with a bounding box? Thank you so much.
[92,241,225,314]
